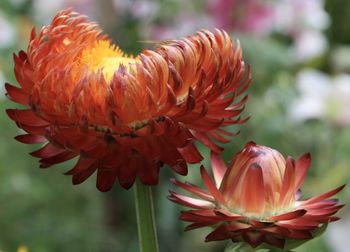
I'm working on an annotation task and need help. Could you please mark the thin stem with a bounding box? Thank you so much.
[134,179,159,252]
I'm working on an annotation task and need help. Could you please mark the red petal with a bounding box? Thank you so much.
[118,154,139,189]
[177,143,203,164]
[243,231,264,248]
[138,161,160,185]
[5,83,30,105]
[170,178,214,201]
[39,151,77,168]
[295,153,311,190]
[264,235,285,249]
[65,157,96,175]
[192,132,223,153]
[270,209,306,221]
[241,163,265,215]
[185,221,218,231]
[30,143,64,158]
[302,185,346,205]
[210,151,227,187]
[168,191,215,209]
[205,224,238,242]
[200,166,225,205]
[96,168,117,192]
[279,157,296,206]
[15,134,47,144]
[7,109,49,127]
[72,163,98,185]
[287,230,312,239]
[305,205,345,216]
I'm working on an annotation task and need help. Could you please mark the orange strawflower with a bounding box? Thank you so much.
[6,10,250,191]
[169,142,345,249]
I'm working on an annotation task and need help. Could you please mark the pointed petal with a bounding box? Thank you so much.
[295,153,311,190]
[279,157,296,206]
[200,166,225,205]
[210,151,227,187]
[96,168,117,192]
[15,134,47,144]
[168,191,215,209]
[5,83,30,105]
[241,163,265,215]
[6,109,49,127]
[270,209,306,221]
[205,224,238,242]
[170,178,214,201]
[302,185,346,205]
[243,231,264,248]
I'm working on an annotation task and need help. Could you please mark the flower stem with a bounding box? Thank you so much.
[134,179,159,252]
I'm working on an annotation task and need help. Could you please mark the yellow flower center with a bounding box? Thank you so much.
[79,40,138,82]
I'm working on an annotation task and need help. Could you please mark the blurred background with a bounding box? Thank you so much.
[0,0,349,251]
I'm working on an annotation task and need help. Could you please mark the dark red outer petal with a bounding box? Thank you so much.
[243,231,264,248]
[261,226,291,236]
[138,161,160,185]
[270,209,306,221]
[286,230,312,239]
[177,143,203,164]
[96,168,117,192]
[6,109,49,127]
[64,157,96,175]
[30,143,65,158]
[185,221,219,231]
[180,211,242,223]
[205,224,238,242]
[264,235,285,249]
[39,151,78,168]
[170,160,188,175]
[72,162,98,185]
[5,83,30,105]
[118,154,139,189]
[15,134,47,144]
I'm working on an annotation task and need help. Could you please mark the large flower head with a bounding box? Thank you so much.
[5,10,250,191]
[169,142,345,249]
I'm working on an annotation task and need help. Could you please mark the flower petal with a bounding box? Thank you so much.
[210,151,228,187]
[295,153,311,190]
[270,209,306,221]
[200,166,225,205]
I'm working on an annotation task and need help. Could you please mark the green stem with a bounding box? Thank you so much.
[134,179,159,252]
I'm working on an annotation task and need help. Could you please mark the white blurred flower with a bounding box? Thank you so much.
[294,30,328,62]
[273,0,329,62]
[289,69,350,127]
[32,0,94,22]
[153,16,214,40]
[327,215,350,252]
[113,0,159,20]
[0,12,16,48]
[32,0,65,22]
[273,0,329,33]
